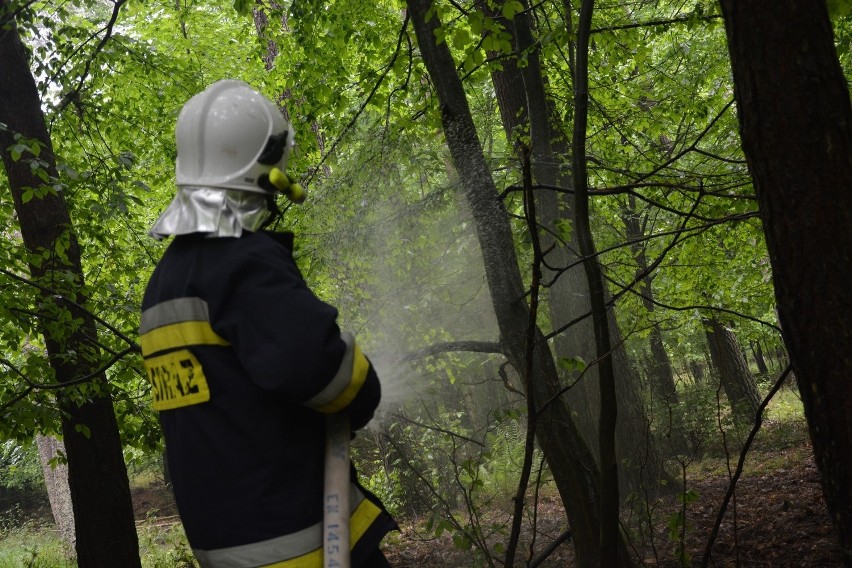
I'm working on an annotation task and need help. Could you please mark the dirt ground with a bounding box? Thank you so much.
[6,442,843,567]
[376,445,845,567]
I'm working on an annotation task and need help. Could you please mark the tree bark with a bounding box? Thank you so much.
[487,0,666,497]
[621,197,678,406]
[36,435,75,558]
[749,341,768,375]
[688,359,705,383]
[703,318,761,429]
[0,6,141,565]
[718,1,852,561]
[620,201,690,454]
[405,2,617,565]
[570,0,619,563]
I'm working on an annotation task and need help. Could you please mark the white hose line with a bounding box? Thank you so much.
[323,413,351,568]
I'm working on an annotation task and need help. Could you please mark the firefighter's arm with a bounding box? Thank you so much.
[213,237,380,427]
[302,332,381,430]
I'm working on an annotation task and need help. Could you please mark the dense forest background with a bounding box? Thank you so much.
[0,0,850,566]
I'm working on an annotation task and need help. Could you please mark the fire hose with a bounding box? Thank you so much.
[324,413,351,568]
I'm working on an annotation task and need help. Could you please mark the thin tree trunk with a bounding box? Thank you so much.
[750,341,768,375]
[718,1,852,560]
[405,2,615,565]
[571,1,619,563]
[487,0,666,497]
[621,197,679,406]
[0,7,141,565]
[688,359,705,383]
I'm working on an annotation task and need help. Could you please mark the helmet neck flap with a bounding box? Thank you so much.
[149,187,272,240]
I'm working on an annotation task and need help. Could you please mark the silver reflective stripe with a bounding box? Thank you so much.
[303,332,355,410]
[194,521,320,568]
[193,487,366,568]
[140,297,211,334]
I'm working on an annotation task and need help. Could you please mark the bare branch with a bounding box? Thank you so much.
[52,0,128,111]
[701,365,794,566]
[305,11,410,185]
[403,340,504,362]
[391,413,485,448]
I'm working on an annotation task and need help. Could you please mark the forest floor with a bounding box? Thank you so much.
[2,441,844,567]
[375,443,845,567]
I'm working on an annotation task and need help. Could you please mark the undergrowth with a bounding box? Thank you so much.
[0,376,810,567]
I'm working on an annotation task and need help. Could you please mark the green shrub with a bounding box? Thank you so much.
[0,441,43,493]
[138,521,198,568]
[0,521,69,568]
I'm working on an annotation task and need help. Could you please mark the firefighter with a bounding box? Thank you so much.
[139,79,397,567]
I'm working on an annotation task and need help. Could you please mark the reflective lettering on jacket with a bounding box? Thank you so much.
[192,486,382,568]
[139,297,228,410]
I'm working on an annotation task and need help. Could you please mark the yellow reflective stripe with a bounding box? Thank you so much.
[316,345,369,414]
[348,495,384,546]
[258,499,384,568]
[258,548,322,568]
[140,321,230,357]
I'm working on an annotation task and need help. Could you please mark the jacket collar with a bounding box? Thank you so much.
[261,230,295,251]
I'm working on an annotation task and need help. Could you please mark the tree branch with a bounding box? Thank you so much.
[590,13,722,34]
[0,267,141,352]
[52,0,127,112]
[391,413,485,447]
[403,340,504,362]
[305,11,410,185]
[700,365,794,567]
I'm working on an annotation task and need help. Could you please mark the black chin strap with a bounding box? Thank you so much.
[260,193,283,230]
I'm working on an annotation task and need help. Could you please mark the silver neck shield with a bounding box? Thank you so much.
[149,187,272,240]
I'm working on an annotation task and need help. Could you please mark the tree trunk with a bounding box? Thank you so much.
[0,7,141,565]
[487,0,667,495]
[405,2,625,565]
[570,0,620,562]
[688,359,705,383]
[621,197,679,405]
[749,341,768,375]
[36,435,75,558]
[703,318,761,428]
[718,1,852,561]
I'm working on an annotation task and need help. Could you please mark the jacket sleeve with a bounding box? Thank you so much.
[208,236,380,429]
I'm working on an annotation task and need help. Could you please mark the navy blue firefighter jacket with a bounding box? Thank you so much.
[139,230,396,567]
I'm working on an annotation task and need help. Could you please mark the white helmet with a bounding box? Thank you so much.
[175,79,299,197]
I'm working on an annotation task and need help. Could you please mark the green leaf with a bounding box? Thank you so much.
[433,25,447,46]
[452,29,470,50]
[501,1,524,20]
[468,12,483,36]
[452,533,472,551]
[10,144,27,161]
[667,510,683,540]
[75,423,91,439]
[232,0,252,15]
[680,489,699,505]
[558,356,587,372]
[828,0,852,18]
[555,218,573,243]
